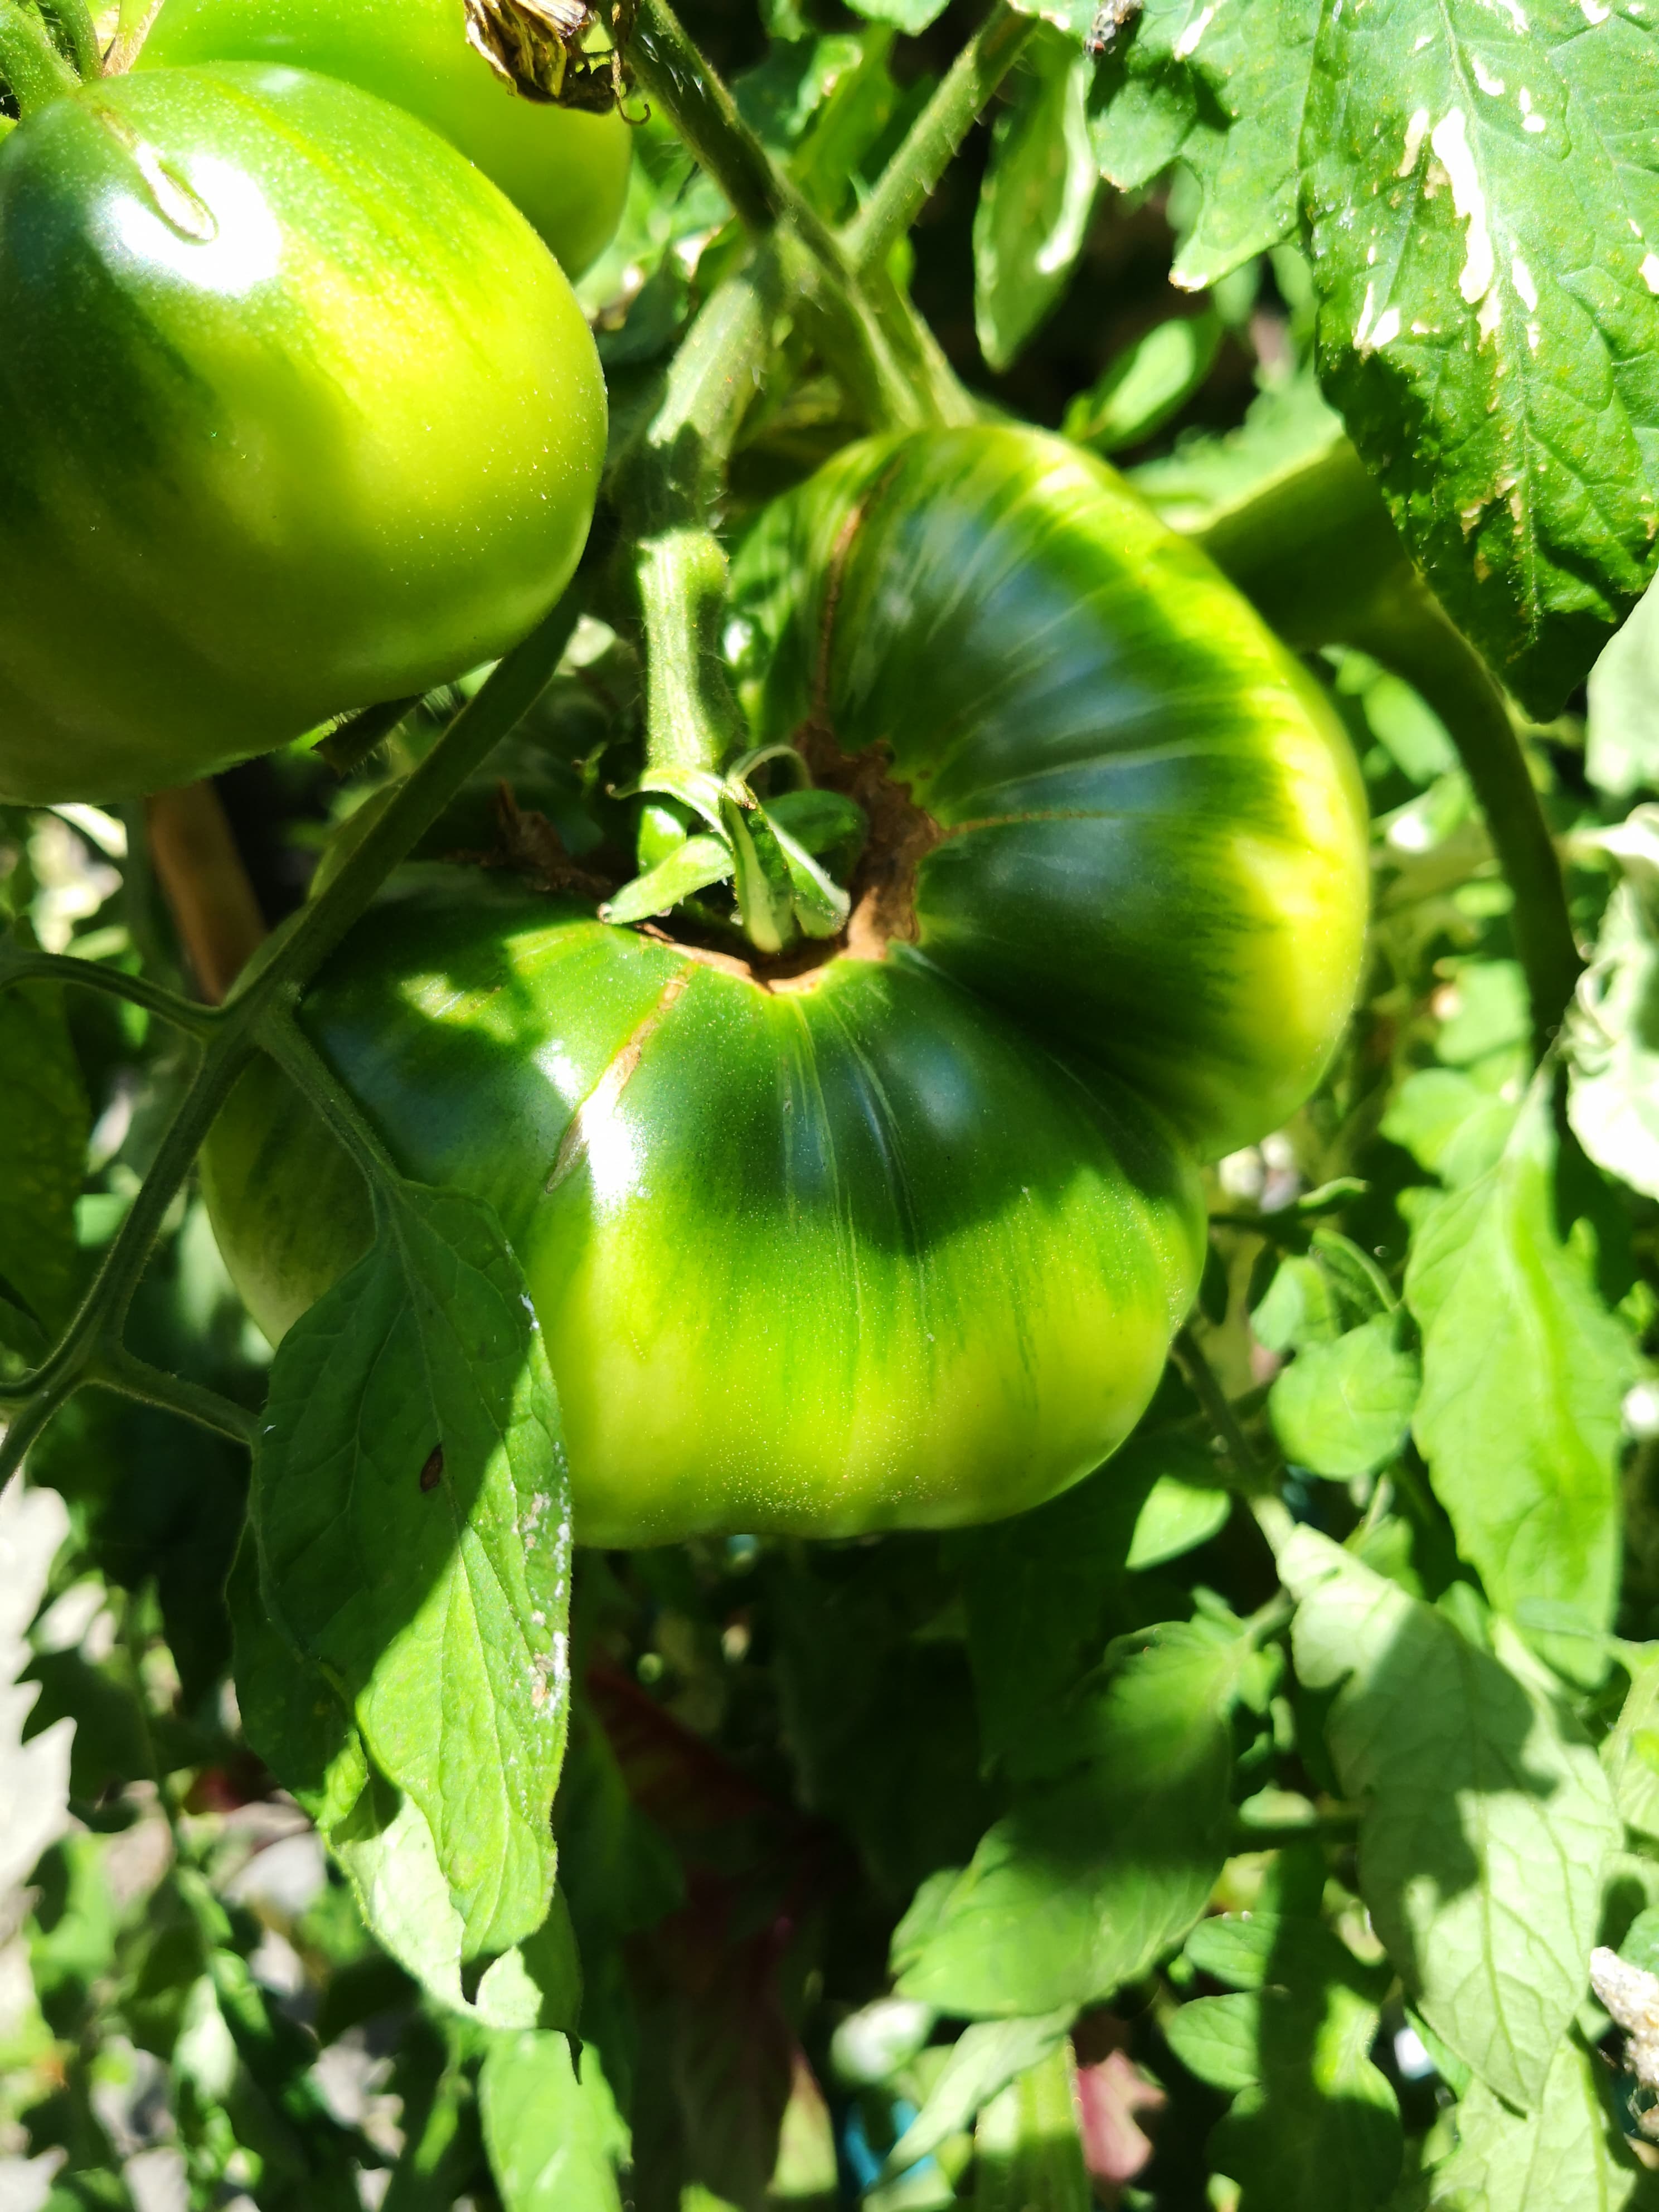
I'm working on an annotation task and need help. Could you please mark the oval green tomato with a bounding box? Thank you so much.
[0,64,605,805]
[205,428,1367,1546]
[138,0,632,276]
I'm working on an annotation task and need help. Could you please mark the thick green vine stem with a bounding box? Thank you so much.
[0,0,76,113]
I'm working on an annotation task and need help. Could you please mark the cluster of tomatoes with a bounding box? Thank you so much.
[0,3,1372,1546]
[0,0,622,806]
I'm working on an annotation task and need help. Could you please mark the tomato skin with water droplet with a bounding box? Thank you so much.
[0,63,604,804]
[137,0,632,277]
[203,430,1367,1548]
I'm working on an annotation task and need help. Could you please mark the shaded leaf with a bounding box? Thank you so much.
[971,2041,1092,2212]
[1603,1646,1659,1845]
[1567,841,1659,1201]
[1063,313,1224,454]
[891,1617,1249,2017]
[1125,1473,1231,1570]
[255,1181,571,1958]
[1284,1530,1621,2111]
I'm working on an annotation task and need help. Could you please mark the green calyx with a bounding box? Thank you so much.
[605,746,866,954]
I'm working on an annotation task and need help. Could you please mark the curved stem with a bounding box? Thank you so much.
[0,941,216,1037]
[0,1371,74,1485]
[93,1345,256,1446]
[0,0,75,112]
[42,0,99,77]
[256,1008,402,1191]
[1350,575,1582,1055]
[847,2,1034,275]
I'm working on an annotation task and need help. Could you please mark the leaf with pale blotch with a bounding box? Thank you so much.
[1285,1530,1621,2112]
[254,1180,571,1959]
[1302,0,1659,714]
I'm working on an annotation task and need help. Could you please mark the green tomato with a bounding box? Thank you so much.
[0,64,605,806]
[137,0,632,277]
[205,429,1368,1547]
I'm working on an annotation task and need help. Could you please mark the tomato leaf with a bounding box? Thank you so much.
[882,2012,1074,2177]
[1587,581,1659,801]
[1284,1531,1621,2111]
[1405,1077,1636,1677]
[481,2032,628,2212]
[1301,0,1659,715]
[1602,1647,1659,1845]
[1167,1915,1401,2211]
[1089,0,1320,288]
[253,1181,571,1959]
[974,25,1099,371]
[971,2041,1094,2211]
[1268,1312,1420,1480]
[0,942,88,1360]
[890,1616,1250,2016]
[1423,2031,1656,2208]
[1567,830,1659,1201]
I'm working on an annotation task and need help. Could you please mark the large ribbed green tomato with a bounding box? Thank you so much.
[205,430,1369,1547]
[0,64,605,806]
[137,0,632,276]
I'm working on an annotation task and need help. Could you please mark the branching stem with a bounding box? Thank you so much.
[0,941,216,1037]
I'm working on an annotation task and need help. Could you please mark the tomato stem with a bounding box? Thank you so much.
[0,938,216,1036]
[0,0,76,116]
[42,0,100,80]
[846,3,1035,277]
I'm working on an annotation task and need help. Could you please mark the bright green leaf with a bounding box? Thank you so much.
[1301,0,1659,714]
[1568,861,1659,1202]
[1126,1473,1231,1570]
[481,2032,628,2212]
[891,1617,1249,2016]
[842,0,950,31]
[1425,2031,1656,2209]
[1603,1647,1659,1844]
[1588,579,1659,800]
[974,25,1098,372]
[1269,1314,1420,1479]
[1063,313,1223,454]
[255,1181,571,1958]
[1285,1530,1621,2111]
[600,833,734,926]
[1405,1078,1636,1671]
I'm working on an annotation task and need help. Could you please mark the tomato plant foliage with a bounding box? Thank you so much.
[8,0,1659,2206]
